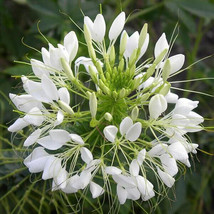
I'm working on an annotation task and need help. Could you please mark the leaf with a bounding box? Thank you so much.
[3,65,31,76]
[165,1,197,33]
[177,0,214,19]
[27,0,59,17]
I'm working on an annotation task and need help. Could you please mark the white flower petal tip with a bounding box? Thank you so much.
[154,33,169,58]
[168,54,185,74]
[149,94,167,119]
[137,149,146,165]
[157,167,175,188]
[103,125,118,143]
[90,182,104,198]
[109,12,126,41]
[80,147,93,164]
[117,185,128,204]
[105,166,122,175]
[119,117,133,135]
[8,118,29,132]
[24,129,41,147]
[70,134,84,145]
[24,147,49,173]
[24,107,44,126]
[125,122,142,142]
[129,159,140,176]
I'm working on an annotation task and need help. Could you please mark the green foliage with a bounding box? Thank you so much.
[0,0,214,213]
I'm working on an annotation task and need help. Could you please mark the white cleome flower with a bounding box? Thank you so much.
[7,10,206,212]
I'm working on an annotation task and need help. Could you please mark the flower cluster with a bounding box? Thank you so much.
[8,11,204,207]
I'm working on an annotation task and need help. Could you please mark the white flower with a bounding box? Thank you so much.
[84,14,106,43]
[103,117,142,143]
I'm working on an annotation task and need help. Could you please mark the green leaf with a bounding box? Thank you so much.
[177,0,214,19]
[3,65,31,76]
[27,0,59,16]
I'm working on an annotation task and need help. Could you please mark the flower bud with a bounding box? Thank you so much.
[159,82,171,96]
[88,65,98,84]
[120,31,128,58]
[138,23,148,50]
[154,49,168,65]
[60,58,75,81]
[131,106,139,121]
[104,112,113,122]
[119,88,126,98]
[162,59,171,82]
[89,92,97,118]
[109,45,115,66]
[58,100,74,115]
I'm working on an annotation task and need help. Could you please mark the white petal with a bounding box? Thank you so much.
[117,185,127,204]
[149,94,167,119]
[112,174,136,188]
[165,91,179,103]
[54,168,68,189]
[126,187,141,200]
[119,117,133,135]
[129,159,140,176]
[168,54,185,74]
[136,175,154,200]
[187,111,204,125]
[24,107,44,126]
[103,125,118,143]
[138,33,150,59]
[85,159,100,172]
[105,166,122,175]
[62,174,80,193]
[8,118,29,132]
[24,129,41,147]
[90,181,104,198]
[24,147,49,173]
[9,93,42,113]
[84,16,94,36]
[157,167,175,188]
[159,154,178,176]
[54,110,64,126]
[49,129,70,143]
[154,33,169,58]
[124,31,139,58]
[168,142,190,167]
[93,14,106,42]
[25,80,50,103]
[137,149,146,165]
[70,134,84,145]
[41,47,51,67]
[148,144,168,157]
[109,12,126,41]
[31,59,50,78]
[64,31,78,63]
[125,122,142,142]
[37,136,65,150]
[58,87,70,105]
[80,147,93,164]
[42,156,58,180]
[41,75,58,101]
[73,170,91,189]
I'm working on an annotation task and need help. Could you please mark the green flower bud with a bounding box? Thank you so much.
[89,65,98,84]
[159,82,171,96]
[58,100,74,115]
[131,106,139,121]
[162,59,171,82]
[138,23,148,49]
[60,58,75,81]
[119,31,128,59]
[153,49,168,65]
[104,112,113,122]
[109,45,115,66]
[119,88,126,98]
[89,92,97,118]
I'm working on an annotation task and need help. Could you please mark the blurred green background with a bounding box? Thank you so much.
[0,0,214,213]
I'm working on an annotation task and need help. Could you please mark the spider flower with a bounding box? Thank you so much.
[8,10,204,211]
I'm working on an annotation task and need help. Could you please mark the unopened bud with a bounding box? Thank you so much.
[119,88,126,98]
[138,23,148,49]
[104,112,113,122]
[89,65,98,84]
[120,31,128,59]
[61,58,75,81]
[131,106,139,121]
[58,100,74,115]
[154,49,168,65]
[109,45,115,66]
[162,59,171,82]
[159,82,171,96]
[89,92,97,118]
